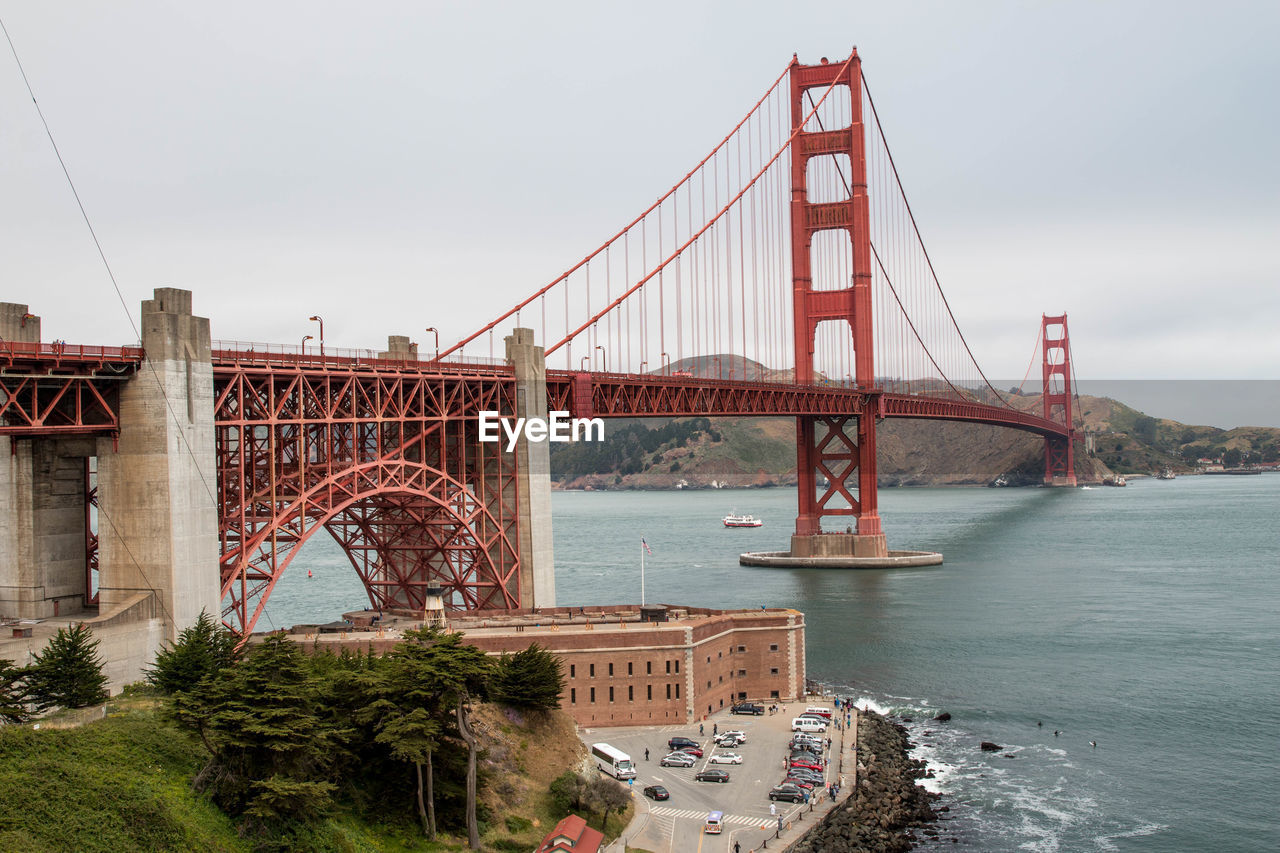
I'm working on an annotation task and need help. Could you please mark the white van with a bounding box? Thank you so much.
[792,717,828,733]
[704,811,724,834]
[805,706,834,720]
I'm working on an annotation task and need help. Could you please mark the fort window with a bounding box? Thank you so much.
[628,685,634,701]
[608,662,614,677]
[676,684,681,699]
[770,668,779,675]
[770,644,779,652]
[665,660,671,674]
[737,669,747,676]
[609,686,615,702]
[666,684,672,699]
[627,662,633,675]
[647,684,653,700]
[647,661,652,675]
[737,645,746,652]
[570,664,576,678]
[590,663,595,677]
[590,687,596,703]
[675,660,680,673]
[571,688,576,704]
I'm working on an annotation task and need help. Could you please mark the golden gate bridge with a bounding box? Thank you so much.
[0,51,1077,638]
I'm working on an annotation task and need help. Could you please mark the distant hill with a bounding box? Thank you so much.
[549,359,1280,489]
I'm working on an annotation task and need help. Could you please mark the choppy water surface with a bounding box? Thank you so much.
[280,475,1280,852]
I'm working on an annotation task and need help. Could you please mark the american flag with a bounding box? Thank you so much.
[641,538,652,555]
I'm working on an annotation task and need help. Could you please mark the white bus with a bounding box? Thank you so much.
[591,742,637,780]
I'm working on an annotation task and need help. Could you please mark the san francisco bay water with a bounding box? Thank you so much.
[275,474,1280,852]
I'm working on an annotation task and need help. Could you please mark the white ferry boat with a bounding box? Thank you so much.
[722,513,763,528]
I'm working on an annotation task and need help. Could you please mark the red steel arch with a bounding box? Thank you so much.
[212,355,521,635]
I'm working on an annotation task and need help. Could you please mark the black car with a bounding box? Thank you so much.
[732,702,765,715]
[770,784,805,802]
[668,736,700,751]
[643,785,670,801]
[694,768,731,783]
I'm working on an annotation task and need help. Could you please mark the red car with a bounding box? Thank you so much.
[678,746,704,758]
[789,757,823,771]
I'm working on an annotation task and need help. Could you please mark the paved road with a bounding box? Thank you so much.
[580,704,855,853]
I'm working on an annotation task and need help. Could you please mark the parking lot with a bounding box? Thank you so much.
[579,703,855,852]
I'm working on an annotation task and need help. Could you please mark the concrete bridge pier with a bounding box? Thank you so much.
[0,305,96,619]
[506,328,555,609]
[95,288,220,639]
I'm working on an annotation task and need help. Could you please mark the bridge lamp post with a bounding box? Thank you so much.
[301,334,313,355]
[639,360,647,375]
[660,352,670,375]
[594,345,607,373]
[424,327,439,362]
[308,315,324,357]
[580,356,589,371]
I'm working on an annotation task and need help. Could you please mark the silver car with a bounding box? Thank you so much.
[709,751,743,764]
[660,751,697,767]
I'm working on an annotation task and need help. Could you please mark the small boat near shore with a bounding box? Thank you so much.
[1103,475,1127,487]
[723,513,763,528]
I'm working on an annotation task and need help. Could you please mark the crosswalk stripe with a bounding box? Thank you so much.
[647,806,771,826]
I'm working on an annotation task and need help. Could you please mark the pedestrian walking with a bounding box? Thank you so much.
[770,802,777,816]
[699,722,704,735]
[734,842,741,853]
[713,722,718,735]
[644,748,649,761]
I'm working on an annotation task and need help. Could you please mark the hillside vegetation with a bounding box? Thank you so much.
[0,625,624,853]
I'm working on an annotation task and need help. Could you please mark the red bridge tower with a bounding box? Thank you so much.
[788,50,886,558]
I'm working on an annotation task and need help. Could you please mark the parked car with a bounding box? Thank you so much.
[643,785,670,801]
[709,752,743,764]
[719,730,747,743]
[789,756,823,771]
[782,776,815,790]
[732,702,765,715]
[788,770,823,786]
[695,768,731,783]
[668,736,700,751]
[770,784,806,802]
[715,735,742,748]
[660,752,696,767]
[677,745,704,757]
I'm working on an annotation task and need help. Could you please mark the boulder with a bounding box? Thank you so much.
[933,711,952,722]
[980,741,1003,752]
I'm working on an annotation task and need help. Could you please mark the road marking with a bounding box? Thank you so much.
[648,806,766,826]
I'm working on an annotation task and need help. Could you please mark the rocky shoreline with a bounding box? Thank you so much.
[789,710,944,853]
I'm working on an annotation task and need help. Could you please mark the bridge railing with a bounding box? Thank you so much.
[211,340,510,374]
[0,340,144,368]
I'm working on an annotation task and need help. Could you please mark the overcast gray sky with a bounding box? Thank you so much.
[3,1,1277,388]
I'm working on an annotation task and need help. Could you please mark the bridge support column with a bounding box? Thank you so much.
[505,328,555,608]
[96,288,219,638]
[0,437,96,618]
[0,306,98,619]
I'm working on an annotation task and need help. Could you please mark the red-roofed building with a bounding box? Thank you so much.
[536,814,604,853]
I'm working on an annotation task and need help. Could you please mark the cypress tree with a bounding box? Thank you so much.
[0,659,31,723]
[145,610,239,694]
[490,643,566,710]
[26,623,108,710]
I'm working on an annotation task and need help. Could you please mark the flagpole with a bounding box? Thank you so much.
[640,539,646,606]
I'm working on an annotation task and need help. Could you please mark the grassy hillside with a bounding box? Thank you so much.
[0,695,616,853]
